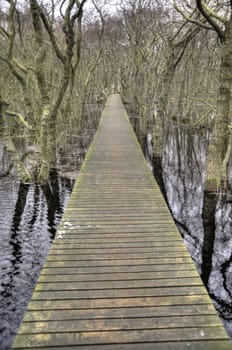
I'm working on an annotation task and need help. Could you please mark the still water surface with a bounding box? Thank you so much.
[0,175,74,350]
[161,127,232,338]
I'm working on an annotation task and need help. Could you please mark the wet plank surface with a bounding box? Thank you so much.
[12,94,231,349]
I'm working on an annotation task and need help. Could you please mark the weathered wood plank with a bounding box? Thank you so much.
[57,226,179,233]
[52,237,183,244]
[13,327,229,348]
[34,277,203,291]
[13,342,232,350]
[48,247,187,255]
[46,252,190,261]
[23,304,218,322]
[55,230,181,237]
[31,286,207,300]
[41,263,196,275]
[18,315,222,334]
[27,294,212,310]
[37,270,199,283]
[51,242,184,249]
[44,257,194,268]
[24,303,216,322]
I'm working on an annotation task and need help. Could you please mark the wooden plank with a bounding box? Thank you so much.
[48,247,187,255]
[52,237,183,244]
[27,295,212,310]
[57,226,179,233]
[41,263,196,275]
[46,252,190,261]
[23,304,218,322]
[18,315,222,334]
[13,327,229,348]
[58,220,176,225]
[34,278,203,291]
[51,242,184,249]
[14,342,231,350]
[65,206,170,210]
[37,270,199,283]
[44,257,194,268]
[55,231,181,237]
[32,286,207,300]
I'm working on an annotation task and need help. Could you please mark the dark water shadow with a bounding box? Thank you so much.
[148,126,232,338]
[0,172,74,350]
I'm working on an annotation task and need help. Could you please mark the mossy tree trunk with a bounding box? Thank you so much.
[205,22,232,190]
[29,0,86,183]
[174,0,232,189]
[0,96,31,182]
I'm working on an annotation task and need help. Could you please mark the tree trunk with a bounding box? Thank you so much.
[38,59,73,182]
[38,106,55,183]
[205,22,232,190]
[153,47,175,158]
[0,97,31,182]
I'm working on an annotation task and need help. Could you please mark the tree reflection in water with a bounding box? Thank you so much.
[0,173,74,350]
[159,126,232,338]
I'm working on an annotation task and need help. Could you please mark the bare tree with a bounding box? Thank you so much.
[174,0,232,189]
[0,0,87,182]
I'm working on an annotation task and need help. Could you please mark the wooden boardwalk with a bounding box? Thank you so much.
[13,94,231,349]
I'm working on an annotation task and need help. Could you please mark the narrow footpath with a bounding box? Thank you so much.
[13,94,231,349]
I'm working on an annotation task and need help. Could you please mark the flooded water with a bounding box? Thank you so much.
[160,127,232,338]
[0,174,74,350]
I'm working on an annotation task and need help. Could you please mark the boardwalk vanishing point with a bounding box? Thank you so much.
[13,94,231,349]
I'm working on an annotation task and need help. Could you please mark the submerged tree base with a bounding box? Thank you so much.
[204,177,221,192]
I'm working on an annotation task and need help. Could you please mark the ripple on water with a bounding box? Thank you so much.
[0,176,74,350]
